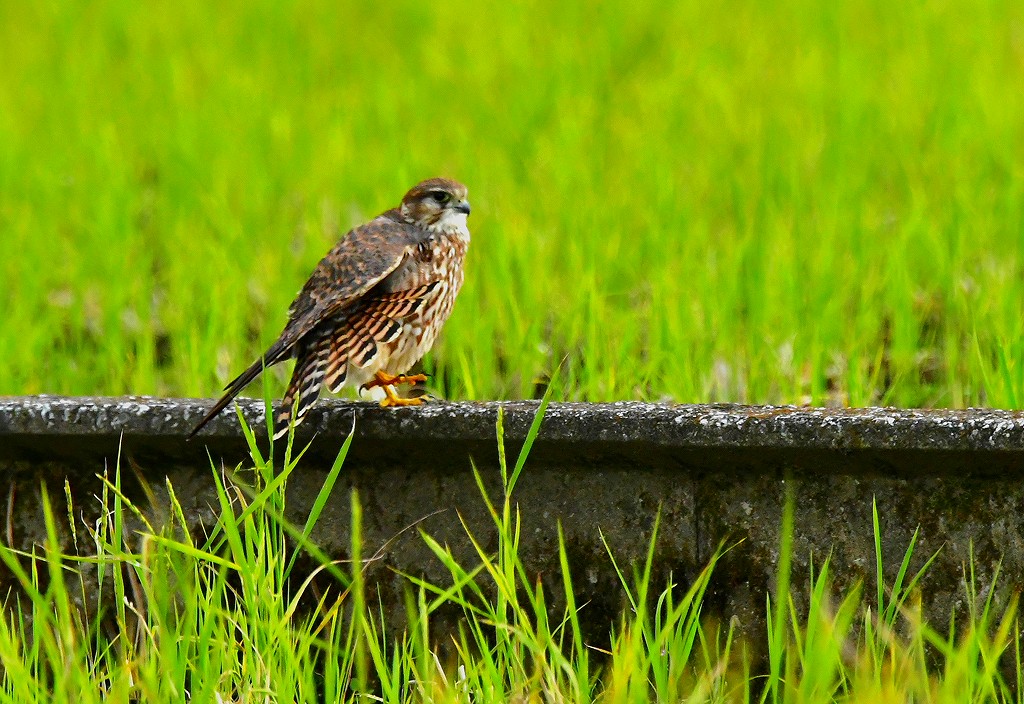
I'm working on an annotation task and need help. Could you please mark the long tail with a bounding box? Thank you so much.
[187,336,296,440]
[187,358,269,440]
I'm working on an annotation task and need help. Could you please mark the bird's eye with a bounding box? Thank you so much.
[430,191,450,203]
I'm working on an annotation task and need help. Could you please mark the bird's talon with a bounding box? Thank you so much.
[363,370,429,391]
[378,382,427,407]
[379,395,426,408]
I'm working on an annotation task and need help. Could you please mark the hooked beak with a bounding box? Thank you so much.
[455,200,471,216]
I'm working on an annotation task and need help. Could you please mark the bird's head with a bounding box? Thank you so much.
[400,177,471,233]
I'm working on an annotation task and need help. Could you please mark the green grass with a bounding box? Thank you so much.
[1,412,1021,703]
[2,0,1023,407]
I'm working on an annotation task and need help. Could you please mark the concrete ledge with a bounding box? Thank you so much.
[5,395,1024,472]
[4,395,1024,450]
[3,395,1024,641]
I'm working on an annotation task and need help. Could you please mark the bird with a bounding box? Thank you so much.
[188,177,471,440]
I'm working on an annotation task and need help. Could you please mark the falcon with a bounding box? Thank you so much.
[188,177,471,440]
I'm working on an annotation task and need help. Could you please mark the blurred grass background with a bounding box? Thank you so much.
[1,0,1023,407]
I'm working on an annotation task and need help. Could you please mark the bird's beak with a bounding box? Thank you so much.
[455,200,471,216]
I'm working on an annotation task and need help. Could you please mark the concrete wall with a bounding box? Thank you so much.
[3,396,1024,642]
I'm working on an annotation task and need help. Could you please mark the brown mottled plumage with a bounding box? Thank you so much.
[188,177,471,440]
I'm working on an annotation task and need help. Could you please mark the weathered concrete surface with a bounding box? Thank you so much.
[3,395,1024,643]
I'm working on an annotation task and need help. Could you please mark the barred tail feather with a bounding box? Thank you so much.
[324,329,354,392]
[273,332,332,440]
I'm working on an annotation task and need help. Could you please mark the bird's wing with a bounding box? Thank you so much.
[187,210,422,439]
[278,210,423,355]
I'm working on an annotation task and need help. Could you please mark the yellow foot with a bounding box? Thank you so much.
[379,383,426,407]
[362,370,429,392]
